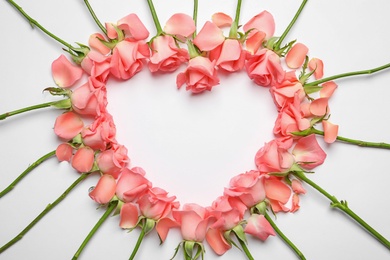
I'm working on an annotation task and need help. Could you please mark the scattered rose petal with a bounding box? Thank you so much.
[52,55,83,88]
[212,12,233,27]
[286,43,309,69]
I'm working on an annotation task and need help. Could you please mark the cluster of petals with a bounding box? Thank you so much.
[48,6,343,258]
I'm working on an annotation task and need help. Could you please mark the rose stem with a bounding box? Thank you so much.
[264,212,306,260]
[72,200,118,260]
[293,128,390,150]
[306,62,390,86]
[146,0,163,35]
[294,171,390,250]
[0,173,89,254]
[0,150,56,198]
[274,0,308,50]
[234,232,254,260]
[0,100,66,121]
[229,0,243,38]
[192,0,198,38]
[83,0,107,36]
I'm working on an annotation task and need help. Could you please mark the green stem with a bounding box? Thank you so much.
[234,232,254,260]
[264,212,306,260]
[6,0,73,49]
[306,62,390,86]
[192,0,198,38]
[72,200,118,260]
[229,0,243,38]
[274,0,308,50]
[0,150,56,198]
[0,173,89,254]
[146,0,163,35]
[294,128,390,149]
[83,0,107,36]
[294,171,390,250]
[0,100,67,121]
[129,223,147,260]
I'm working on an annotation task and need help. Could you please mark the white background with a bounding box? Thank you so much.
[1,0,390,259]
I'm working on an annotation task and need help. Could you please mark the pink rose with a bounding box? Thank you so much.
[245,48,285,87]
[138,187,179,220]
[89,174,117,204]
[148,35,189,72]
[172,203,215,242]
[273,93,311,138]
[80,49,111,82]
[116,167,151,202]
[209,39,246,72]
[269,71,305,110]
[71,78,108,117]
[81,112,116,151]
[244,214,275,241]
[224,170,265,208]
[255,139,295,174]
[176,56,220,93]
[110,39,150,80]
[96,144,129,178]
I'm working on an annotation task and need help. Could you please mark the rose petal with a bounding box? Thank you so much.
[320,81,338,98]
[244,214,275,241]
[243,11,275,39]
[54,112,84,140]
[292,134,327,170]
[156,218,180,243]
[89,174,117,204]
[55,143,73,162]
[118,13,149,40]
[212,12,233,27]
[193,21,225,51]
[322,120,339,144]
[206,228,232,255]
[310,97,329,116]
[119,202,139,229]
[286,43,309,69]
[52,55,83,88]
[308,58,324,79]
[164,13,196,38]
[71,146,95,173]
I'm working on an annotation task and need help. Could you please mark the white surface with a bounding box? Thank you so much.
[1,0,390,259]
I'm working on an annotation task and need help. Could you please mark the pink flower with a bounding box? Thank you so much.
[71,146,95,173]
[176,56,220,93]
[273,93,311,138]
[138,187,179,220]
[80,50,111,82]
[244,214,275,241]
[255,139,295,174]
[246,48,285,87]
[209,196,246,231]
[116,167,152,202]
[292,134,327,170]
[148,35,189,72]
[55,143,73,162]
[224,170,265,208]
[71,78,108,117]
[270,71,305,111]
[96,144,129,178]
[285,43,309,69]
[110,39,150,80]
[89,174,117,204]
[172,203,215,242]
[209,39,246,72]
[54,111,84,140]
[81,113,116,151]
[243,11,275,54]
[51,54,83,88]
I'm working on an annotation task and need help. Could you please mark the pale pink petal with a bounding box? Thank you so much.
[244,214,275,241]
[118,13,149,40]
[119,202,139,229]
[52,55,83,88]
[293,134,327,170]
[55,143,73,162]
[245,31,266,54]
[206,228,232,255]
[320,81,338,98]
[193,21,225,51]
[264,178,291,204]
[105,23,118,40]
[290,194,300,213]
[243,11,275,39]
[71,146,95,173]
[308,58,324,79]
[89,33,111,55]
[156,218,180,243]
[291,179,306,194]
[323,120,339,144]
[212,12,233,27]
[215,39,241,65]
[164,13,196,38]
[310,97,329,116]
[89,174,117,204]
[54,112,84,140]
[286,43,308,69]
